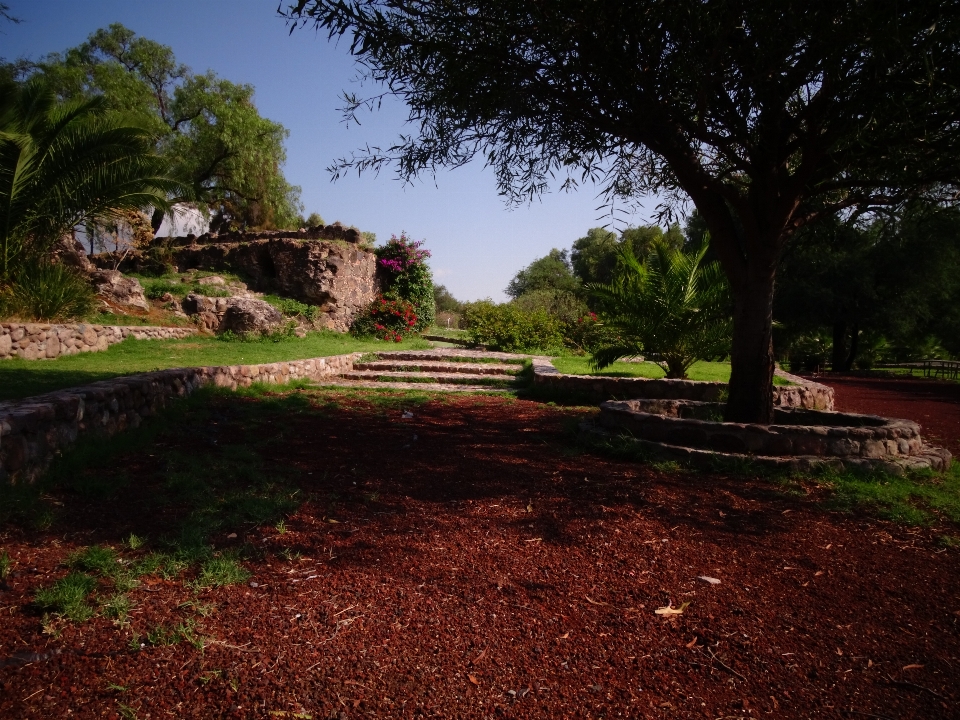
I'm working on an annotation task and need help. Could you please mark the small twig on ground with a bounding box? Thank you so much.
[701,647,747,682]
[884,673,947,700]
[841,710,898,720]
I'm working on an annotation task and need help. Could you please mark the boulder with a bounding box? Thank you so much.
[182,293,283,335]
[219,298,284,335]
[89,270,149,311]
[55,236,95,274]
[197,275,226,286]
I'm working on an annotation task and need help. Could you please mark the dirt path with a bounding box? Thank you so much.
[815,374,960,455]
[1,390,958,719]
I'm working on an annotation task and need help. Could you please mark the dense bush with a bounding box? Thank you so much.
[375,232,435,330]
[1,259,96,321]
[461,300,564,352]
[351,295,418,342]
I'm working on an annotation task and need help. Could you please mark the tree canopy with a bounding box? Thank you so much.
[775,203,960,369]
[505,249,580,299]
[31,24,302,233]
[572,224,684,285]
[286,0,960,422]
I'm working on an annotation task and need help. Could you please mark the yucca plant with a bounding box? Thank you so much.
[1,258,96,321]
[0,77,179,282]
[589,240,732,379]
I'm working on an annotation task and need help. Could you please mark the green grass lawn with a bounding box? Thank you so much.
[0,331,432,401]
[550,356,792,384]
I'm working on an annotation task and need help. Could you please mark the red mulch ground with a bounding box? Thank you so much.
[1,389,959,720]
[814,374,960,456]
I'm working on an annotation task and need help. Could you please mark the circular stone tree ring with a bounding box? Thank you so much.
[593,399,951,474]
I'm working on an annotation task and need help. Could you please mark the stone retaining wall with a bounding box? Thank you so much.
[0,323,198,361]
[595,399,951,474]
[0,353,360,483]
[531,358,835,410]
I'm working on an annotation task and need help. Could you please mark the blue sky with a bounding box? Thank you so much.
[3,0,660,301]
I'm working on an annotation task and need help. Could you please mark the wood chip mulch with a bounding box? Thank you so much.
[1,389,959,720]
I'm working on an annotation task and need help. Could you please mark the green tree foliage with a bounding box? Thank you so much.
[590,241,732,379]
[505,248,580,299]
[775,203,960,368]
[571,224,685,285]
[0,77,175,281]
[301,212,325,228]
[570,228,618,286]
[287,1,960,423]
[433,284,462,314]
[33,24,301,233]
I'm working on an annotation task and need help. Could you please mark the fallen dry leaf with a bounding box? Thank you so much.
[655,602,690,616]
[902,664,924,670]
[558,632,570,639]
[468,674,480,685]
[686,637,699,648]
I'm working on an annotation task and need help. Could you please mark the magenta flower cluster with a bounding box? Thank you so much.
[377,232,431,274]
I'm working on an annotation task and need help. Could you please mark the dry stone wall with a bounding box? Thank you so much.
[594,398,951,474]
[93,225,380,332]
[0,323,197,361]
[531,358,835,410]
[0,353,360,483]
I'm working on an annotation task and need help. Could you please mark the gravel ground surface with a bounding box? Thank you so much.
[1,388,958,720]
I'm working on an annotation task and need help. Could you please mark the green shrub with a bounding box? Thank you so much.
[2,259,96,321]
[461,300,564,352]
[265,296,320,322]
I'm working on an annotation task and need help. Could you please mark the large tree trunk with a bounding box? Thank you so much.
[151,208,165,234]
[832,321,847,371]
[725,266,777,424]
[843,323,859,371]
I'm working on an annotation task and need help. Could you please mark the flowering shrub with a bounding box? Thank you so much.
[350,294,418,341]
[375,232,435,331]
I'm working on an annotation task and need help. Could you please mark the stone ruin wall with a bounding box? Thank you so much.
[0,352,361,483]
[92,224,381,332]
[0,323,197,361]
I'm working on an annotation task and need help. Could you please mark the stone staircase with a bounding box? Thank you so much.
[316,349,533,392]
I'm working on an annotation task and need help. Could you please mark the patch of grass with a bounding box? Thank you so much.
[67,544,120,575]
[194,555,250,588]
[0,550,10,580]
[34,572,97,622]
[811,463,960,525]
[0,330,433,401]
[103,592,133,623]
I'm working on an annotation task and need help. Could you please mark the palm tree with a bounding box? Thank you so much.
[0,77,178,281]
[589,240,732,379]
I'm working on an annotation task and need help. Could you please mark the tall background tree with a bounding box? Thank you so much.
[28,24,302,234]
[286,0,960,423]
[775,202,960,369]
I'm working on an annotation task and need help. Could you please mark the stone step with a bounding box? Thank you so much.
[376,349,530,363]
[339,370,520,386]
[354,360,522,376]
[310,379,512,393]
